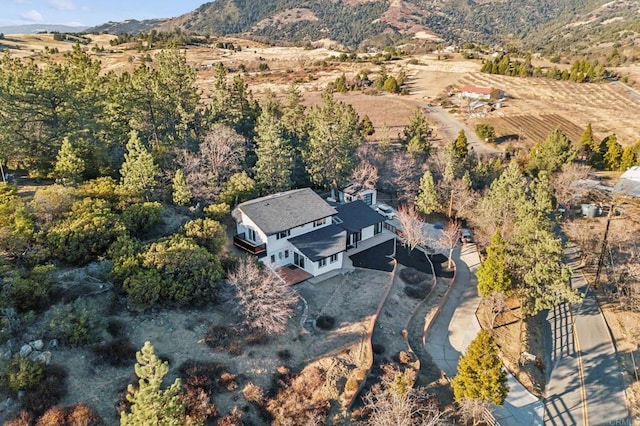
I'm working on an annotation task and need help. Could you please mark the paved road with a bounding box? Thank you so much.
[425,244,544,425]
[545,247,629,426]
[610,80,640,105]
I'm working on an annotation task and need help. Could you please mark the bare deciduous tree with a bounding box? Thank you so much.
[178,124,245,202]
[457,397,492,426]
[550,163,592,207]
[351,160,379,190]
[361,364,443,426]
[485,291,507,329]
[227,257,299,334]
[433,220,461,269]
[396,205,425,252]
[381,152,423,204]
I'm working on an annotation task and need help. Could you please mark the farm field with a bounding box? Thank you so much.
[458,72,640,146]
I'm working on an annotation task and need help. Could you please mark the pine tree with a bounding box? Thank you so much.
[54,137,85,183]
[477,230,512,297]
[254,94,294,193]
[578,123,595,160]
[171,169,191,206]
[453,130,469,161]
[403,108,432,154]
[603,134,623,171]
[120,341,186,425]
[619,144,639,171]
[120,130,158,200]
[415,170,440,215]
[451,330,508,405]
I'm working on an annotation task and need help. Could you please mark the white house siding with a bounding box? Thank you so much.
[235,213,268,245]
[299,251,343,276]
[259,216,334,269]
[361,224,375,241]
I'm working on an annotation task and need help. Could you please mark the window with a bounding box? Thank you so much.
[330,254,338,263]
[270,255,275,263]
[332,217,343,225]
[279,252,283,259]
[313,218,326,228]
[276,230,290,240]
[374,222,383,235]
[284,250,289,258]
[247,228,256,241]
[319,258,327,267]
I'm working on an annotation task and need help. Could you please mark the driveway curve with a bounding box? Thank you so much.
[424,244,544,425]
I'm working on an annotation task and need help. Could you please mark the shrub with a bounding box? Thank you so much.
[475,123,496,144]
[123,269,163,310]
[120,201,163,237]
[46,198,125,264]
[77,177,120,203]
[30,185,76,224]
[276,349,291,361]
[142,235,223,305]
[182,218,226,254]
[315,315,335,330]
[49,299,105,346]
[22,365,68,418]
[242,382,264,405]
[203,202,230,221]
[36,403,104,426]
[1,264,57,313]
[107,234,143,284]
[3,357,45,394]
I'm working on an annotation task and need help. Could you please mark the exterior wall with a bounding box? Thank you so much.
[264,216,333,257]
[340,189,377,205]
[300,251,343,276]
[236,213,268,245]
[361,224,376,241]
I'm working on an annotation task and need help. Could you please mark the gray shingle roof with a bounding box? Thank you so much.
[233,188,337,235]
[288,225,346,262]
[335,200,384,233]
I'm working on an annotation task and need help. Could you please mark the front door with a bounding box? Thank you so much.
[349,232,362,248]
[294,252,305,269]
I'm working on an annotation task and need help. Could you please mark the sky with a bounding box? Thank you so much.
[0,0,208,27]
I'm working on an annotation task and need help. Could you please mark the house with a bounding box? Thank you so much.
[334,200,385,249]
[337,183,377,205]
[459,84,501,101]
[613,166,640,198]
[232,188,386,282]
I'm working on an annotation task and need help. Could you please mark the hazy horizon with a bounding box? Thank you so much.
[1,0,207,27]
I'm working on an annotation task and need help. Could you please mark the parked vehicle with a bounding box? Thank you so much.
[460,228,473,243]
[375,203,395,219]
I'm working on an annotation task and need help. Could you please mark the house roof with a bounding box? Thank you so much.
[459,85,493,95]
[335,200,385,233]
[614,166,640,197]
[288,225,346,262]
[341,182,370,196]
[233,188,337,235]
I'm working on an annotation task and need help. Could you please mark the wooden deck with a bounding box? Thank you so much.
[274,264,312,286]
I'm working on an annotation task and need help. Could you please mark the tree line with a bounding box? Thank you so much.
[481,54,612,82]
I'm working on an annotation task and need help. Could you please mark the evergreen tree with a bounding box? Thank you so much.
[603,134,623,171]
[120,341,186,425]
[415,170,440,215]
[452,130,469,161]
[403,108,432,154]
[577,123,595,161]
[451,330,508,405]
[526,129,575,176]
[54,137,85,183]
[477,230,512,297]
[120,130,159,200]
[302,90,364,190]
[619,143,639,171]
[254,94,294,193]
[171,169,191,206]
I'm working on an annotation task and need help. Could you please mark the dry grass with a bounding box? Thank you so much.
[477,297,546,397]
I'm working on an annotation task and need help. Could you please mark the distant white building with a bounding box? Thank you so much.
[459,84,502,101]
[613,166,640,198]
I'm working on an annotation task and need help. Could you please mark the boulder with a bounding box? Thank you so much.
[30,339,44,351]
[19,344,32,357]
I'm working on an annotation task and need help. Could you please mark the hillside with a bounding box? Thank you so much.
[86,0,640,57]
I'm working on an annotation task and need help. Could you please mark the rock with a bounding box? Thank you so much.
[31,339,44,351]
[0,349,11,360]
[19,344,32,357]
[32,351,51,365]
[48,339,58,349]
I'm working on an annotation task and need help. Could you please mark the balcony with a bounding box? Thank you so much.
[233,233,266,257]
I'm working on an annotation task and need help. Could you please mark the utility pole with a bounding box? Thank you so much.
[594,203,615,289]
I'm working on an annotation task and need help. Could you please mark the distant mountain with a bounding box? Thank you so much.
[87,19,168,35]
[86,0,640,56]
[0,24,88,35]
